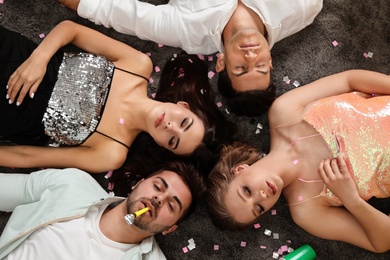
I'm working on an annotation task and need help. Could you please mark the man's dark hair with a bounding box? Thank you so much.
[218,68,276,117]
[149,160,206,223]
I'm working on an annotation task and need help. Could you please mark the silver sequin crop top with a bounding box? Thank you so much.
[42,52,114,145]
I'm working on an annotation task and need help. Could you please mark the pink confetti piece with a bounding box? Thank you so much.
[214,245,219,251]
[0,0,4,4]
[363,52,369,58]
[149,78,154,83]
[182,247,189,253]
[298,195,303,201]
[107,182,114,190]
[240,241,247,247]
[286,240,292,244]
[151,93,156,99]
[208,56,214,61]
[39,33,45,39]
[197,54,205,60]
[104,170,113,179]
[216,101,222,107]
[281,245,288,252]
[271,209,277,215]
[260,245,267,249]
[154,66,160,72]
[188,58,193,63]
[119,118,125,124]
[145,52,151,56]
[208,71,215,79]
[158,43,164,47]
[278,248,284,255]
[293,159,299,165]
[285,79,291,84]
[332,40,338,47]
[254,223,261,229]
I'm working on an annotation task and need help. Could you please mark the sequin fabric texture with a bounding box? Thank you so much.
[43,53,114,145]
[303,92,390,204]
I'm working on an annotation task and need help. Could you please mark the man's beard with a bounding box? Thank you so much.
[126,190,171,234]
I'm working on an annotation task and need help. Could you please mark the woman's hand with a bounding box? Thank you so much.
[7,52,47,106]
[318,155,360,204]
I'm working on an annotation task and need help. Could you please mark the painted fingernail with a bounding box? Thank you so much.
[6,85,8,89]
[16,101,21,106]
[30,92,35,99]
[6,94,9,99]
[8,99,13,104]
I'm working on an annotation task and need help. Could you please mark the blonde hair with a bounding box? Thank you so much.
[206,141,264,230]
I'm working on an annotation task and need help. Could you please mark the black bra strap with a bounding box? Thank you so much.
[114,66,149,82]
[95,130,130,149]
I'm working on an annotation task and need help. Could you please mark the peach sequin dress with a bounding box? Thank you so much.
[303,92,390,205]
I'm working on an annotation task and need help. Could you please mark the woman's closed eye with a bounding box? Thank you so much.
[180,118,188,127]
[169,136,175,146]
[256,204,265,215]
[243,186,251,196]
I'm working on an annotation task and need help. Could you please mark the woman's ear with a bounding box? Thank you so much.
[177,101,190,109]
[215,53,225,72]
[233,164,249,175]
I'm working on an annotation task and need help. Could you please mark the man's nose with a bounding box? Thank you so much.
[153,194,167,207]
[244,51,257,60]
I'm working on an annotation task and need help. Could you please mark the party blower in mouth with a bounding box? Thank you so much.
[124,207,150,225]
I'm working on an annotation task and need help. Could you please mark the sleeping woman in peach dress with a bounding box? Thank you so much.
[207,70,390,253]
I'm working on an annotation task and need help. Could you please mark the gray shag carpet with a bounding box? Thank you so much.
[1,0,390,259]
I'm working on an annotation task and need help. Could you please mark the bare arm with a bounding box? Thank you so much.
[269,70,390,125]
[7,20,152,104]
[0,143,127,173]
[299,156,390,252]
